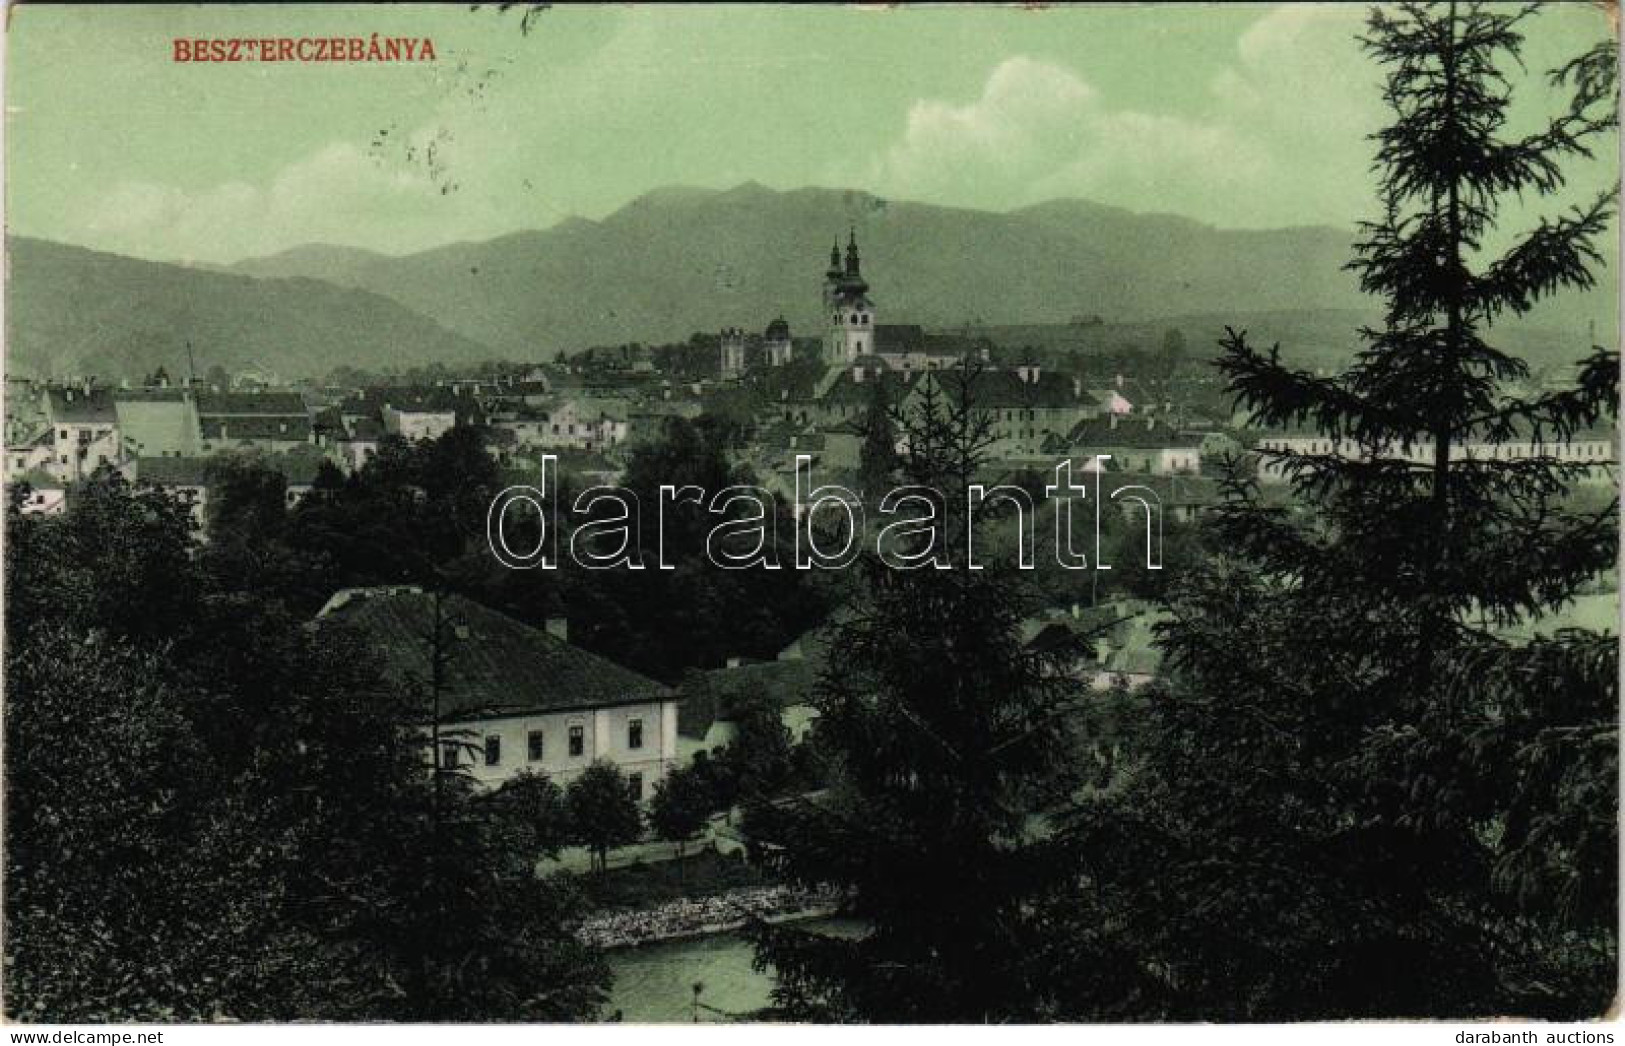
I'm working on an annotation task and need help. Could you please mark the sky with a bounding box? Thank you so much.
[5,2,1617,265]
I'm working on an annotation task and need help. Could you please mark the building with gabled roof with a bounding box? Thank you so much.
[6,468,67,515]
[1064,416,1204,475]
[316,589,679,797]
[42,384,121,481]
[677,659,819,760]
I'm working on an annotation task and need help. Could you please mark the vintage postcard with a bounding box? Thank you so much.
[1,0,1619,1034]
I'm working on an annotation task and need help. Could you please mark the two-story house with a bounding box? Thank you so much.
[316,588,679,799]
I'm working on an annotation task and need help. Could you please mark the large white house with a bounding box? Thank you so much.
[1254,425,1617,484]
[317,588,679,800]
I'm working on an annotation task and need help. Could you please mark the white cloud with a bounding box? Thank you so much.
[876,56,1096,204]
[859,4,1382,228]
[75,140,525,265]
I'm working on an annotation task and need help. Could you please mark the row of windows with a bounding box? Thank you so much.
[1265,439,1614,461]
[834,312,871,325]
[446,718,646,770]
[58,427,112,442]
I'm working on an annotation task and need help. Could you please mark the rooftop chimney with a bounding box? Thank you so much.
[545,616,569,643]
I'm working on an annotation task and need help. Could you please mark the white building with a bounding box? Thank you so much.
[382,403,458,442]
[1254,427,1617,484]
[43,385,122,481]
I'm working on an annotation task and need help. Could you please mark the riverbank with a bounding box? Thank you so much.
[577,883,843,949]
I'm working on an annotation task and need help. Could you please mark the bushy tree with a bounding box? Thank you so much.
[649,763,715,865]
[567,760,643,873]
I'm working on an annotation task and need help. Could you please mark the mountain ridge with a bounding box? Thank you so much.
[217,184,1395,356]
[13,184,1612,379]
[6,236,498,381]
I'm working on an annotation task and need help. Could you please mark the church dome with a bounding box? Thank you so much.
[765,317,791,340]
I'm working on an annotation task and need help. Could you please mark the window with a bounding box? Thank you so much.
[441,742,458,770]
[569,724,585,757]
[528,730,544,762]
[628,718,643,750]
[484,735,501,767]
[627,773,643,802]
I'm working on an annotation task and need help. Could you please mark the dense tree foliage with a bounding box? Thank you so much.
[466,415,833,679]
[566,761,644,874]
[746,364,1090,1021]
[4,469,606,1020]
[1058,2,1618,1020]
[649,763,715,861]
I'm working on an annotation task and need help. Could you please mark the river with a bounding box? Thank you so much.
[603,918,860,1023]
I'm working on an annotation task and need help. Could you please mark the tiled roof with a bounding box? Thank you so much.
[341,386,464,414]
[1068,418,1203,449]
[923,369,1078,410]
[320,590,672,717]
[112,388,189,404]
[195,391,307,416]
[201,415,313,441]
[46,387,117,424]
[136,456,213,487]
[816,368,918,408]
[873,324,926,353]
[7,468,64,491]
[345,417,386,440]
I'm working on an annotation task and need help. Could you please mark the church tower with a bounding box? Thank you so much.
[719,327,746,379]
[764,317,793,367]
[824,229,874,365]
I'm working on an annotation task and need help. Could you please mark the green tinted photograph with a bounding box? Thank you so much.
[2,1,1618,1028]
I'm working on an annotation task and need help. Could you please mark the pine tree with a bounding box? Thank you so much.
[858,376,900,498]
[1060,2,1617,1019]
[746,361,1089,1021]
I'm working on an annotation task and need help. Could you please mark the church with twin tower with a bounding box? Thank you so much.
[718,230,874,378]
[823,230,873,365]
